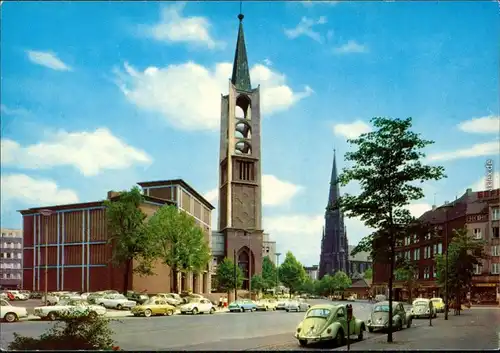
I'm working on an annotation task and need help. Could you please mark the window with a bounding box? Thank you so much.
[473,228,482,239]
[492,246,499,257]
[413,234,418,243]
[17,253,21,259]
[424,246,431,259]
[433,267,437,278]
[414,271,419,280]
[424,267,430,279]
[492,227,499,239]
[473,264,481,275]
[414,248,420,261]
[426,233,432,240]
[492,207,500,221]
[492,263,500,275]
[437,243,442,254]
[405,236,410,245]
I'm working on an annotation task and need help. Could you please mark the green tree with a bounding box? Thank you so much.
[363,268,373,280]
[332,271,352,299]
[278,252,307,296]
[394,259,418,303]
[215,258,244,294]
[299,277,315,294]
[250,274,266,294]
[318,275,336,296]
[104,186,157,294]
[435,227,486,313]
[148,205,211,293]
[261,256,277,290]
[338,117,446,342]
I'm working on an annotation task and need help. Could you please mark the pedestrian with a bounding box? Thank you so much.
[223,296,228,308]
[218,296,223,309]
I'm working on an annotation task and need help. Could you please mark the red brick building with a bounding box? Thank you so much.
[20,179,214,294]
[372,188,500,303]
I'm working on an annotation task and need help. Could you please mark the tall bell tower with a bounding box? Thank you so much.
[217,13,264,289]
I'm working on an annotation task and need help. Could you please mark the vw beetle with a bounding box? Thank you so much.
[294,304,365,347]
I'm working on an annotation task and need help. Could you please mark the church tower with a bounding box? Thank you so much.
[217,13,264,290]
[319,150,350,279]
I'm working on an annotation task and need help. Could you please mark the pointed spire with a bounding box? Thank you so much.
[326,149,340,211]
[231,14,252,92]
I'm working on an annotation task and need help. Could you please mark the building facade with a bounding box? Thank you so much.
[21,179,214,294]
[215,13,264,291]
[262,233,276,264]
[304,265,319,281]
[372,188,500,304]
[348,245,372,280]
[0,228,23,289]
[319,151,349,279]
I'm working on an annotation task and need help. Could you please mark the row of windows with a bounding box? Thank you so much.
[472,227,500,239]
[399,243,443,261]
[492,207,500,221]
[473,263,500,275]
[1,273,21,279]
[1,242,22,249]
[0,231,22,238]
[1,253,22,259]
[0,263,21,269]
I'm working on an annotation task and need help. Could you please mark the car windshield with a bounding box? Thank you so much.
[414,301,428,307]
[144,299,159,305]
[431,299,442,303]
[373,305,390,312]
[306,308,330,318]
[187,298,201,303]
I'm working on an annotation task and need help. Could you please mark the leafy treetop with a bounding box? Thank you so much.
[214,257,244,293]
[279,251,307,294]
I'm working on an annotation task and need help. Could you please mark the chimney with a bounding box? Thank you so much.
[466,188,472,196]
[432,205,436,210]
[444,201,449,205]
[107,190,121,199]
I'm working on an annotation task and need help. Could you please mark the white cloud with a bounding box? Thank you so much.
[142,3,224,50]
[26,50,72,71]
[263,58,273,66]
[1,128,152,177]
[301,1,338,7]
[334,40,368,54]
[1,174,79,206]
[284,16,328,43]
[427,140,499,162]
[333,120,372,139]
[0,104,30,117]
[203,174,303,209]
[471,171,500,191]
[458,115,500,134]
[115,62,313,131]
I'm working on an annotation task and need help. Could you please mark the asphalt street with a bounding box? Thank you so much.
[2,299,494,351]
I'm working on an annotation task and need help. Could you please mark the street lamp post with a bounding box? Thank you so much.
[275,252,282,295]
[233,249,238,301]
[444,206,449,321]
[39,209,54,306]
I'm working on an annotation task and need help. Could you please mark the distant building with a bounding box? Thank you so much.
[0,228,23,289]
[304,265,319,281]
[348,245,372,279]
[262,233,276,265]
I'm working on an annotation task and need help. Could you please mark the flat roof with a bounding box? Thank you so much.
[18,195,174,215]
[137,179,215,210]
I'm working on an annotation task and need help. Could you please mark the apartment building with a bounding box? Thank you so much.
[0,228,23,289]
[262,233,277,265]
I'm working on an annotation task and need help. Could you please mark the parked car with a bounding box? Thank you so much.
[29,291,43,299]
[8,290,28,301]
[294,304,366,347]
[180,298,216,315]
[430,297,445,313]
[228,299,257,313]
[286,299,311,312]
[126,291,150,305]
[94,294,136,310]
[0,299,28,323]
[33,299,106,321]
[276,299,290,310]
[131,298,176,317]
[86,290,119,304]
[410,298,436,318]
[0,292,8,300]
[153,293,183,306]
[374,294,386,302]
[367,301,412,332]
[256,298,278,311]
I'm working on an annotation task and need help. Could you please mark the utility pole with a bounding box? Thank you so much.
[276,252,281,295]
[244,230,252,296]
[233,249,237,301]
[40,209,54,306]
[444,206,449,320]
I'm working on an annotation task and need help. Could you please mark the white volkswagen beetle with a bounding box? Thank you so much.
[180,298,216,315]
[34,299,106,321]
[94,294,136,310]
[0,299,28,323]
[285,298,311,312]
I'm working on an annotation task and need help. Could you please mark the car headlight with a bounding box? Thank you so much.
[426,309,430,313]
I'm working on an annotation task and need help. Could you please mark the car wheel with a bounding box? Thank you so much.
[286,309,289,312]
[100,303,105,307]
[265,306,269,311]
[335,330,345,347]
[239,308,244,313]
[368,327,374,333]
[407,319,412,328]
[298,339,308,347]
[210,307,215,314]
[88,311,97,320]
[397,321,403,331]
[144,309,152,317]
[117,304,123,310]
[192,308,199,315]
[166,309,174,316]
[4,312,17,323]
[48,312,57,321]
[358,329,364,341]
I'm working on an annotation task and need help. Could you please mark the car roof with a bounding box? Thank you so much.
[308,304,342,311]
[377,301,401,306]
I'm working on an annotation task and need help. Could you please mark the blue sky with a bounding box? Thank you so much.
[1,1,499,266]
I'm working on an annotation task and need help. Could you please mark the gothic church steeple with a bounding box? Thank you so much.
[231,14,252,92]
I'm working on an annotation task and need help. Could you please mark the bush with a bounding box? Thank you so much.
[8,309,120,351]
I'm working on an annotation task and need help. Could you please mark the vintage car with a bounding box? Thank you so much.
[8,290,28,301]
[228,299,257,312]
[276,299,290,310]
[126,291,150,305]
[94,294,136,310]
[180,298,216,315]
[256,298,278,311]
[430,297,445,313]
[154,293,183,306]
[294,304,366,347]
[131,298,176,317]
[367,301,412,332]
[411,298,436,318]
[286,299,311,312]
[0,299,28,323]
[34,299,106,321]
